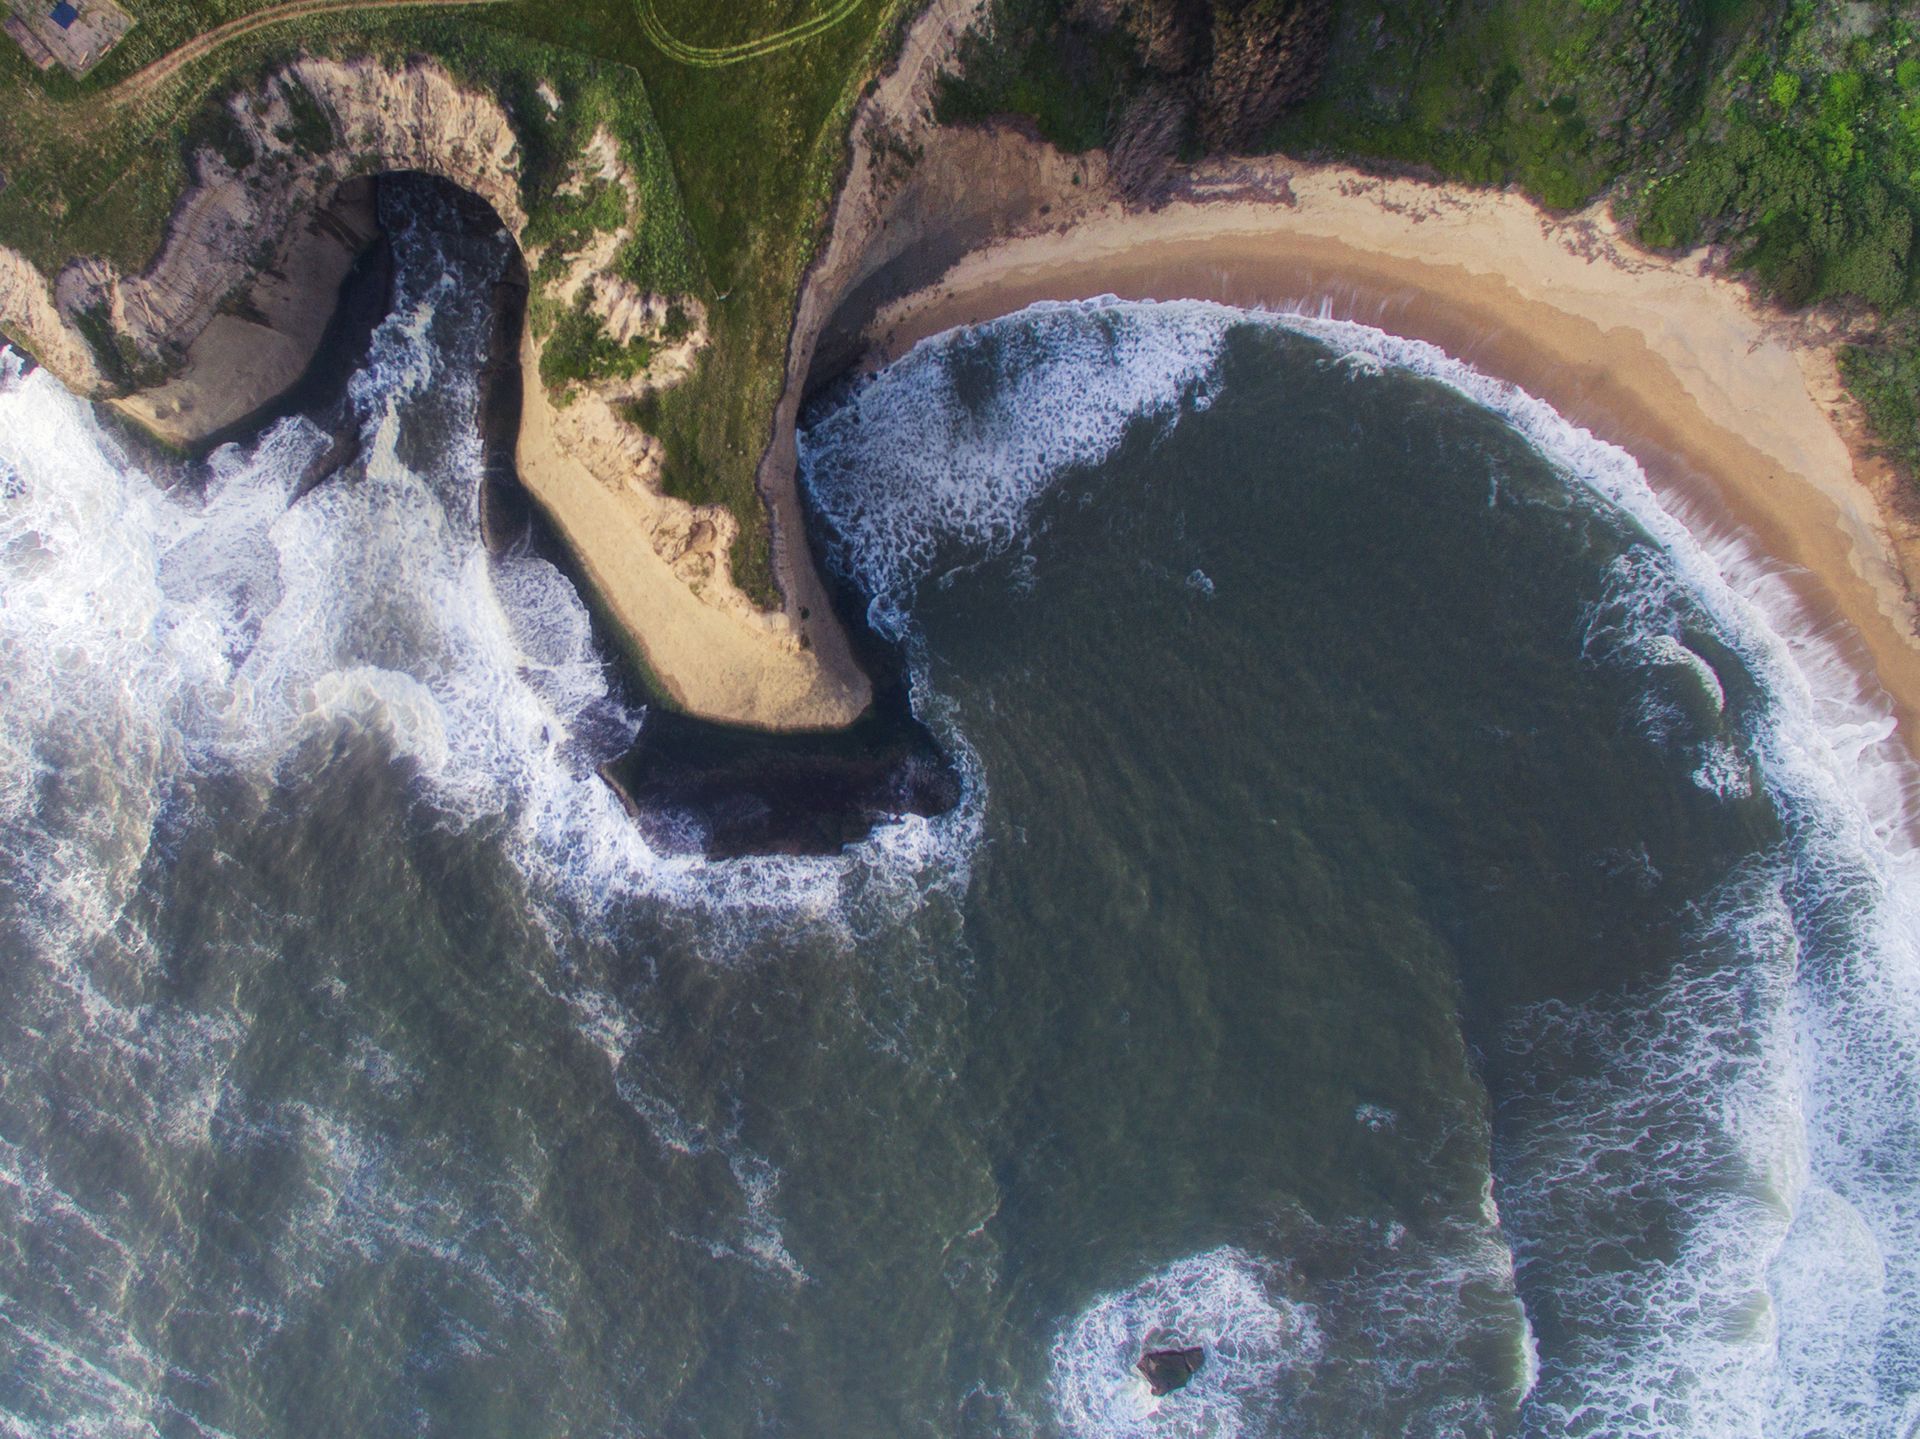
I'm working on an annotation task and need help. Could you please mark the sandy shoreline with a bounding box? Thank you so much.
[514,327,870,730]
[848,161,1920,753]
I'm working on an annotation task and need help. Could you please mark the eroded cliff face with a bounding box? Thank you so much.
[0,55,712,439]
[0,53,867,730]
[0,246,103,391]
[137,59,518,370]
[33,58,526,440]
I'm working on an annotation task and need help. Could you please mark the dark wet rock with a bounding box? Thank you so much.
[1138,1345,1206,1396]
[604,704,961,860]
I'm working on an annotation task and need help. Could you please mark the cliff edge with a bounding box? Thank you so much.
[0,52,869,731]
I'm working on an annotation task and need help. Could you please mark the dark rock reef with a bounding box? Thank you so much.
[1137,1344,1207,1396]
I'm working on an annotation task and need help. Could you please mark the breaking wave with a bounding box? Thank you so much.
[6,219,1920,1429]
[1049,1247,1321,1439]
[0,188,973,1431]
[0,223,973,966]
[803,296,1920,1436]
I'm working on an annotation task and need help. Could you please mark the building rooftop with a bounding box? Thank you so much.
[5,0,135,77]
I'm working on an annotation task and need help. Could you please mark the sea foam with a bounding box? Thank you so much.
[1048,1247,1321,1439]
[0,197,975,1430]
[801,295,1920,1436]
[8,255,1920,1431]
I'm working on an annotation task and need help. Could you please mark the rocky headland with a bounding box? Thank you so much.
[0,50,866,733]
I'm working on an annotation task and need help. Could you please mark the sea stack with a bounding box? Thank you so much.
[1137,1346,1206,1396]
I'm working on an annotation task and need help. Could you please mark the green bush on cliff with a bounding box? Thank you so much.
[537,291,654,397]
[934,0,1148,153]
[1633,14,1919,311]
[274,75,335,156]
[417,31,705,300]
[522,178,626,283]
[183,102,256,173]
[1841,333,1920,476]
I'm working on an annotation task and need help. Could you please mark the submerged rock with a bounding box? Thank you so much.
[1137,1345,1206,1396]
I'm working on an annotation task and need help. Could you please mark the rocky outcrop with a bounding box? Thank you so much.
[0,245,103,389]
[1079,0,1334,148]
[110,176,382,441]
[1137,1345,1205,1396]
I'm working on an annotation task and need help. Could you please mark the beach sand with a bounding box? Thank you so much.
[514,328,870,730]
[847,160,1920,754]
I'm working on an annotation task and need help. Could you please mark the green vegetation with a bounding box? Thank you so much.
[182,95,257,170]
[935,0,1149,153]
[274,73,335,154]
[1269,0,1757,209]
[1633,13,1920,311]
[521,179,626,282]
[938,0,1920,486]
[1842,334,1920,475]
[0,0,908,606]
[536,290,654,396]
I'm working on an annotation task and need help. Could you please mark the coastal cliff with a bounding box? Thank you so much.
[102,57,525,443]
[762,0,1920,755]
[0,51,868,731]
[6,0,1917,747]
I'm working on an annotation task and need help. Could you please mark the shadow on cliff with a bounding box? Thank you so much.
[177,171,961,860]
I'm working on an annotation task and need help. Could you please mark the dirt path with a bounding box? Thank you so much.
[110,0,507,104]
[635,0,862,67]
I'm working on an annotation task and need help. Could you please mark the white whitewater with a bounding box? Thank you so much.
[0,194,976,1427]
[4,254,1918,1432]
[804,295,1920,1438]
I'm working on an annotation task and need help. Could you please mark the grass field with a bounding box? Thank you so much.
[525,0,913,604]
[0,0,911,606]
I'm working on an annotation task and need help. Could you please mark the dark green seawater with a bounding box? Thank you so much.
[3,186,1919,1438]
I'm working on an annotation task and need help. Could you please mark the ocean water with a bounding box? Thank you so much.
[2,182,1919,1437]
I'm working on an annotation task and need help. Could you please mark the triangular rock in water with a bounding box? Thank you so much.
[1137,1345,1205,1396]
